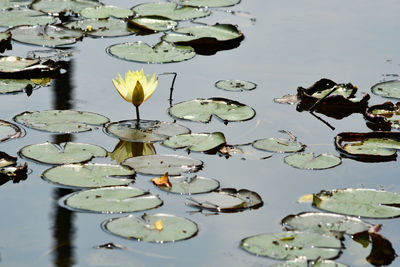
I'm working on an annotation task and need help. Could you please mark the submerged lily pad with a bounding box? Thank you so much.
[170,0,240,7]
[0,79,34,94]
[19,142,107,164]
[14,110,109,133]
[106,120,190,142]
[365,101,400,130]
[79,5,133,19]
[371,80,400,99]
[107,41,196,63]
[284,153,341,170]
[65,18,137,38]
[31,0,101,15]
[240,231,342,260]
[163,132,226,152]
[132,2,210,21]
[0,9,55,27]
[128,16,177,32]
[215,79,256,92]
[42,163,135,188]
[253,138,305,153]
[0,120,22,142]
[169,97,255,123]
[123,154,203,176]
[0,32,11,53]
[154,175,220,194]
[64,186,162,213]
[103,213,198,242]
[313,188,400,218]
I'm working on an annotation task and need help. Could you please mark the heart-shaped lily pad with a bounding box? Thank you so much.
[312,188,400,218]
[371,80,400,99]
[0,9,56,27]
[109,140,156,164]
[169,97,255,123]
[103,213,198,242]
[0,79,35,94]
[284,153,341,170]
[132,2,210,21]
[107,41,196,63]
[63,186,162,213]
[0,120,22,142]
[79,5,134,19]
[170,0,241,7]
[19,142,107,165]
[253,138,305,153]
[240,231,342,260]
[0,32,11,53]
[163,132,226,152]
[106,120,190,142]
[31,0,101,15]
[14,110,109,133]
[128,16,177,32]
[215,79,256,92]
[153,175,220,194]
[42,163,135,188]
[123,154,203,176]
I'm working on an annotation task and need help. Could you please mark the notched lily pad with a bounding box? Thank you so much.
[253,133,305,153]
[371,80,400,99]
[169,97,255,123]
[42,163,135,188]
[163,132,226,152]
[153,174,219,194]
[123,154,203,176]
[0,9,56,27]
[103,213,198,242]
[0,120,22,142]
[31,0,101,15]
[0,32,12,53]
[170,0,241,7]
[19,142,107,165]
[284,153,341,170]
[215,79,256,92]
[63,186,162,213]
[65,18,137,38]
[128,16,177,32]
[79,5,134,19]
[364,101,400,131]
[14,110,109,133]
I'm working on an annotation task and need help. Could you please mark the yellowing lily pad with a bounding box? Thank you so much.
[163,132,226,152]
[0,79,35,94]
[65,19,137,38]
[127,16,178,32]
[153,175,220,194]
[371,80,400,99]
[79,5,134,19]
[31,0,101,15]
[170,0,241,7]
[215,79,256,92]
[0,120,22,142]
[0,9,55,27]
[284,153,341,170]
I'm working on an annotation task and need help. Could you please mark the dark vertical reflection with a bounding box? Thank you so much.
[50,60,76,267]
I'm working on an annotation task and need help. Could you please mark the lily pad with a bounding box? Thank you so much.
[218,144,273,160]
[0,56,60,78]
[253,138,305,153]
[10,25,83,47]
[103,213,198,242]
[63,186,162,213]
[65,18,137,38]
[0,120,22,142]
[0,79,35,94]
[365,101,400,130]
[240,231,342,260]
[215,79,256,92]
[312,258,348,267]
[109,140,156,164]
[163,132,226,152]
[128,16,178,32]
[153,175,220,194]
[284,153,341,170]
[0,152,17,168]
[270,257,307,267]
[0,0,31,9]
[282,212,373,236]
[31,0,101,15]
[123,154,203,176]
[170,0,241,7]
[0,32,11,53]
[312,188,400,218]
[19,142,107,165]
[79,5,134,19]
[106,120,190,143]
[132,2,210,21]
[42,163,135,188]
[0,56,39,73]
[371,80,400,99]
[107,41,196,63]
[0,9,55,27]
[186,188,263,212]
[14,110,109,133]
[169,97,255,123]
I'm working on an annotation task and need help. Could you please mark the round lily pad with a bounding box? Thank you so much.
[284,153,341,170]
[107,41,196,63]
[109,140,156,164]
[132,2,210,21]
[0,79,35,94]
[10,25,83,47]
[0,120,22,142]
[106,120,190,142]
[79,5,134,19]
[14,110,109,133]
[42,163,135,188]
[154,175,220,194]
[253,138,305,153]
[169,97,255,123]
[0,56,40,74]
[371,80,400,99]
[31,0,101,15]
[123,154,203,176]
[343,138,400,157]
[170,0,241,7]
[312,188,400,218]
[0,9,56,27]
[240,231,342,260]
[65,18,137,38]
[19,142,107,165]
[128,16,178,32]
[63,186,162,213]
[103,213,198,242]
[163,132,226,152]
[215,79,256,92]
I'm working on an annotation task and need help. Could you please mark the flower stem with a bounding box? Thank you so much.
[135,105,140,129]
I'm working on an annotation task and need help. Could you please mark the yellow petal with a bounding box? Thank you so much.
[297,194,313,203]
[131,81,144,107]
[112,76,131,102]
[153,219,164,231]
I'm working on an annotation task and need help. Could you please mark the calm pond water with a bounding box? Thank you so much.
[1,0,400,266]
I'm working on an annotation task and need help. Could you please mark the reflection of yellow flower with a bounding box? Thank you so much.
[109,140,156,164]
[112,69,158,107]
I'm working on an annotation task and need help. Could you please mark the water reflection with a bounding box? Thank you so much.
[109,139,156,164]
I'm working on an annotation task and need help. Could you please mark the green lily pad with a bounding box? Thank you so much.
[154,175,220,194]
[343,138,400,157]
[0,120,22,142]
[0,9,55,27]
[371,80,400,99]
[42,163,135,188]
[103,213,198,242]
[365,102,400,130]
[215,79,256,92]
[64,186,162,213]
[10,25,83,47]
[31,0,101,15]
[284,153,341,170]
[186,188,263,212]
[0,32,11,53]
[132,2,210,21]
[123,154,203,176]
[312,258,348,267]
[14,110,109,133]
[79,5,134,19]
[128,16,177,32]
[270,257,307,267]
[107,41,196,63]
[0,56,39,73]
[65,18,137,38]
[240,231,342,260]
[0,56,60,78]
[106,120,190,143]
[0,0,31,9]
[19,142,107,165]
[253,138,305,153]
[169,97,255,123]
[218,144,273,160]
[163,132,226,152]
[170,0,241,7]
[0,79,35,94]
[282,212,373,236]
[312,188,400,218]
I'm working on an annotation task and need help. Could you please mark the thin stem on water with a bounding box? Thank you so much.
[135,105,140,129]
